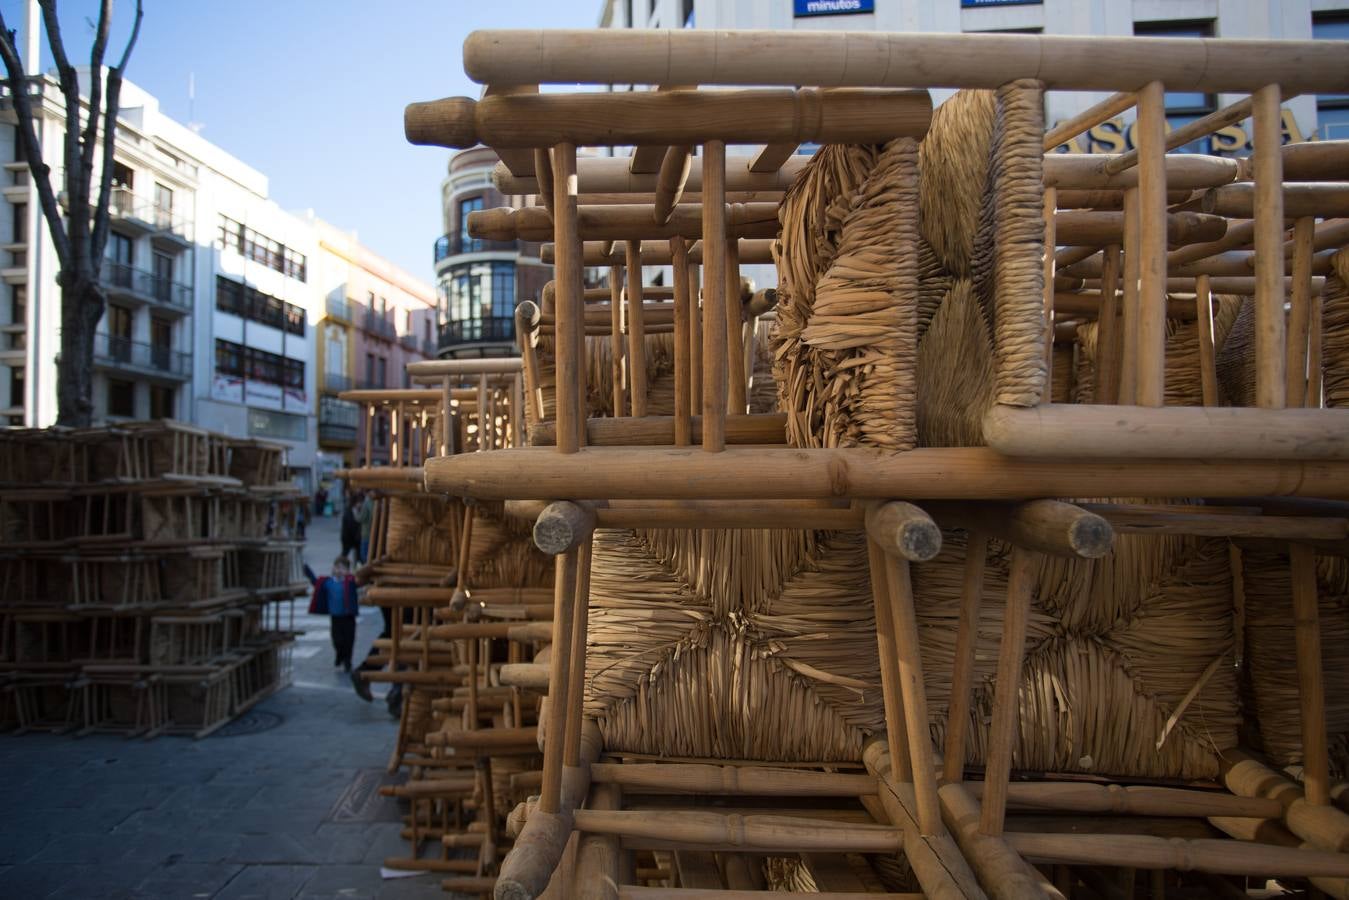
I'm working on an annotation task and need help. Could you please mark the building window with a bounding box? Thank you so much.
[11,202,25,244]
[107,378,135,417]
[458,196,485,252]
[283,302,305,336]
[214,339,304,391]
[1133,20,1215,151]
[681,0,693,27]
[108,304,133,345]
[216,215,307,281]
[109,231,133,265]
[8,364,23,409]
[11,284,24,326]
[216,275,304,334]
[215,276,244,315]
[1314,13,1349,140]
[154,182,173,229]
[365,352,375,387]
[440,261,516,342]
[375,413,389,447]
[248,408,306,441]
[149,384,175,419]
[215,339,244,377]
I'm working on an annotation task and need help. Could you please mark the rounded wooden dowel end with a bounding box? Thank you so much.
[404,97,478,148]
[746,287,778,317]
[450,588,470,612]
[1067,510,1114,558]
[516,299,542,331]
[532,501,597,555]
[865,500,942,562]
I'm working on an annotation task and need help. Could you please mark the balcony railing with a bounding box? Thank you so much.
[399,332,418,352]
[319,396,359,445]
[439,316,516,349]
[324,372,352,393]
[362,310,397,340]
[325,296,352,321]
[434,231,524,263]
[100,261,192,311]
[422,338,438,357]
[94,334,190,378]
[104,186,192,242]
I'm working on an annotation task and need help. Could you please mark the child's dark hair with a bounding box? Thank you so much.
[333,556,350,570]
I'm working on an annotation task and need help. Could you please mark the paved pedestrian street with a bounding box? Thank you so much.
[0,515,462,899]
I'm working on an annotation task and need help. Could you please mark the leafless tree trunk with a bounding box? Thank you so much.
[0,0,142,426]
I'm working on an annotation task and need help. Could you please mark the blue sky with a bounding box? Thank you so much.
[2,0,597,282]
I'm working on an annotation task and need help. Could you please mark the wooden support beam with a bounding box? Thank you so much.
[979,547,1037,837]
[749,141,798,172]
[589,763,875,796]
[925,499,1113,559]
[863,739,989,900]
[423,446,1349,501]
[461,30,1349,94]
[984,403,1349,460]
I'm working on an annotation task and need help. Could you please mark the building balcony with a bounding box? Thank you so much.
[361,310,397,340]
[324,371,352,393]
[325,295,352,322]
[434,231,525,264]
[93,334,191,380]
[319,396,359,446]
[99,188,193,248]
[100,261,192,314]
[439,316,516,352]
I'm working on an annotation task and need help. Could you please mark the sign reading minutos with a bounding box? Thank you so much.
[793,0,874,17]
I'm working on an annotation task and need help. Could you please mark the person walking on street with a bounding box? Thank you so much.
[341,492,361,564]
[355,492,373,564]
[305,556,361,670]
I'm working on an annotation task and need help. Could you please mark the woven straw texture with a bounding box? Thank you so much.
[922,531,1238,780]
[1073,296,1244,405]
[585,527,882,761]
[524,332,677,433]
[1324,266,1349,409]
[1240,548,1349,776]
[772,137,919,452]
[384,495,550,589]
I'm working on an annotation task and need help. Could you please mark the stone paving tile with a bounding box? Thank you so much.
[357,823,411,866]
[2,862,155,899]
[0,517,425,900]
[0,830,53,864]
[213,864,317,900]
[133,862,245,899]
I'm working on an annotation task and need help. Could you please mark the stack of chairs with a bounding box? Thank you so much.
[0,422,303,738]
[340,364,554,895]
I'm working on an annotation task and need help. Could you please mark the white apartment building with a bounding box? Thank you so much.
[0,69,430,492]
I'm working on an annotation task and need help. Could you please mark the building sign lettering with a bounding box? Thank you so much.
[793,0,874,17]
[1049,108,1310,156]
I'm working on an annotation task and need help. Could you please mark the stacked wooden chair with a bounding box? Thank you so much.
[339,362,554,895]
[383,25,1349,900]
[0,423,303,738]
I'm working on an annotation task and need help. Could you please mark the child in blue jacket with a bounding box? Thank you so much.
[305,556,361,671]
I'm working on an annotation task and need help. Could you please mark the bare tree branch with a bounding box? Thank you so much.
[38,0,89,276]
[113,0,140,70]
[91,0,141,264]
[78,0,113,225]
[0,13,72,268]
